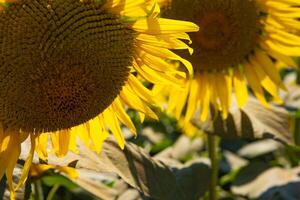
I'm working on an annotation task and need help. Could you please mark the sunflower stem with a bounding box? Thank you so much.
[46,184,60,200]
[33,180,43,200]
[296,63,300,84]
[295,69,300,146]
[207,134,219,200]
[0,175,6,199]
[24,177,32,200]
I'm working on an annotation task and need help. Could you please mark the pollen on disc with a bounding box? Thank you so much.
[0,0,135,133]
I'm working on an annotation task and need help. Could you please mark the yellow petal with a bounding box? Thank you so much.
[120,84,158,120]
[103,108,125,149]
[15,135,36,190]
[73,124,90,149]
[133,59,183,87]
[197,74,211,121]
[88,117,108,153]
[136,48,179,73]
[112,97,136,135]
[30,164,79,179]
[250,57,282,103]
[260,42,297,68]
[30,164,53,177]
[56,166,79,179]
[184,79,199,123]
[167,83,189,119]
[127,74,158,105]
[244,62,269,107]
[68,130,78,153]
[137,43,194,77]
[233,67,248,107]
[5,133,23,200]
[35,133,48,160]
[216,74,231,119]
[262,38,300,56]
[132,18,199,35]
[255,48,286,90]
[51,130,71,157]
[136,34,193,54]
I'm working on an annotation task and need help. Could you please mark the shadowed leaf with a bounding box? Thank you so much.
[73,177,119,200]
[192,97,292,144]
[100,139,187,200]
[23,138,210,200]
[232,165,300,200]
[283,83,300,110]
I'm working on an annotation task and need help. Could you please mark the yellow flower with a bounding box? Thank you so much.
[156,0,300,124]
[0,0,198,198]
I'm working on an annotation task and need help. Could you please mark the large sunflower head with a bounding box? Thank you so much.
[0,0,136,133]
[157,0,300,124]
[0,0,198,198]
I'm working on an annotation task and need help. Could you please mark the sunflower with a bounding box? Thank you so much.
[155,0,300,125]
[0,0,198,198]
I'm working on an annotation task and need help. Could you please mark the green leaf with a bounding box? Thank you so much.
[42,174,78,190]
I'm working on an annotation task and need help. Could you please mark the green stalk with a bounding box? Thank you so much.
[207,134,220,200]
[33,180,43,200]
[0,175,6,199]
[295,69,300,146]
[24,177,32,200]
[296,66,300,84]
[46,184,60,200]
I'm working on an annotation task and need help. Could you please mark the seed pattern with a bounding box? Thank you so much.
[0,0,135,133]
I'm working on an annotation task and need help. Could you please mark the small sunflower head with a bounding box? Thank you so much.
[162,0,262,73]
[0,0,135,133]
[158,0,300,123]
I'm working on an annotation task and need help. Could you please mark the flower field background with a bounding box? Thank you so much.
[0,0,300,199]
[1,62,300,199]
